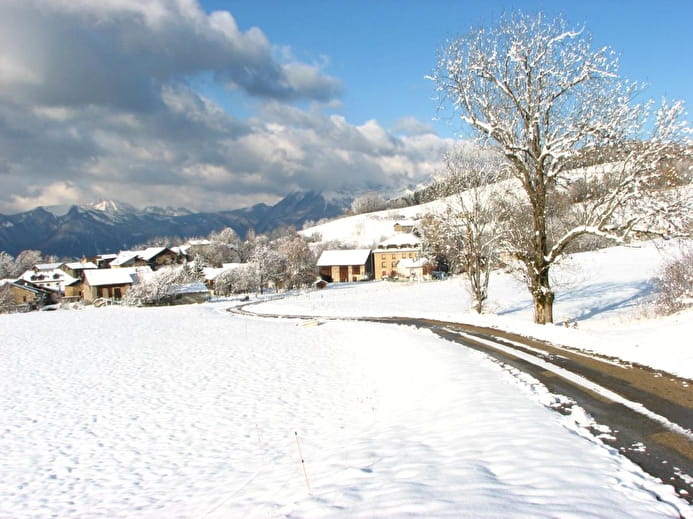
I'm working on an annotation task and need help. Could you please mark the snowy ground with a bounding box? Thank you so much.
[259,239,693,380]
[1,240,692,518]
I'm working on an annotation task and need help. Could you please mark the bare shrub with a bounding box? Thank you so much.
[655,247,693,315]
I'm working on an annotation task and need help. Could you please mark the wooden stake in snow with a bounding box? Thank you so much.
[294,431,311,493]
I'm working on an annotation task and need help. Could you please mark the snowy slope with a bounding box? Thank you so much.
[300,199,447,247]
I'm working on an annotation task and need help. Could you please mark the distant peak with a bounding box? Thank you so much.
[89,200,136,214]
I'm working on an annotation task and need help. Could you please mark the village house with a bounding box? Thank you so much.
[393,219,418,233]
[1,279,59,310]
[18,263,79,296]
[396,257,432,281]
[317,249,373,283]
[372,233,422,280]
[82,266,152,303]
[60,261,98,278]
[110,247,179,270]
[59,261,98,300]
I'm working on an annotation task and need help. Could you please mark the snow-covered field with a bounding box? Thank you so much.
[1,240,692,518]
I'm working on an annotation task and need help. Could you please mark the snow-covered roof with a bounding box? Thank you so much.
[34,262,64,271]
[203,267,223,281]
[139,247,170,261]
[111,248,173,266]
[317,249,371,266]
[83,267,151,287]
[19,268,78,288]
[65,261,98,270]
[376,233,421,249]
[110,251,140,267]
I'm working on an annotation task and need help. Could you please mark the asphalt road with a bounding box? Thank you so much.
[232,305,693,506]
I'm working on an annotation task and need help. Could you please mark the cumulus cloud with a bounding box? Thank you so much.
[0,0,452,214]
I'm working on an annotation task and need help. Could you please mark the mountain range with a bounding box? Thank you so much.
[0,191,348,257]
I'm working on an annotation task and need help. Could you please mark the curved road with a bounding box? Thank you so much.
[231,304,693,506]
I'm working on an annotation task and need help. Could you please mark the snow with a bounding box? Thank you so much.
[375,232,421,248]
[83,267,150,287]
[260,239,693,380]
[316,249,371,266]
[301,202,446,247]
[0,240,692,518]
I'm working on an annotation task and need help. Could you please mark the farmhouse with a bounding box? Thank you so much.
[82,267,152,303]
[372,233,422,280]
[317,249,373,283]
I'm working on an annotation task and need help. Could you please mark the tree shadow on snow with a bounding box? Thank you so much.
[496,279,656,323]
[557,279,656,323]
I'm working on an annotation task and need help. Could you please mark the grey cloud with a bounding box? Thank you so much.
[0,0,341,110]
[0,1,451,215]
[0,88,453,213]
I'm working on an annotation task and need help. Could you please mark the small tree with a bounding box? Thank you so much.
[250,243,285,294]
[0,252,16,279]
[14,250,43,275]
[122,265,200,306]
[431,11,691,323]
[278,237,317,289]
[434,147,505,313]
[214,264,260,295]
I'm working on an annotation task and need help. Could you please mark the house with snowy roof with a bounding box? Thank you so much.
[396,257,432,281]
[82,266,152,303]
[18,263,79,296]
[110,247,178,270]
[373,233,422,280]
[393,219,418,233]
[2,279,59,310]
[317,249,373,283]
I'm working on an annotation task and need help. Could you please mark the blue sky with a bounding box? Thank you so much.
[0,0,690,214]
[202,0,693,134]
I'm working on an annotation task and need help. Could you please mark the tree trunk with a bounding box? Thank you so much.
[531,267,554,324]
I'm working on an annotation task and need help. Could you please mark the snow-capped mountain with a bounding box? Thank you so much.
[0,191,349,257]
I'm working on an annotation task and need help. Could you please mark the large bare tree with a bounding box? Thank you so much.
[430,11,691,324]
